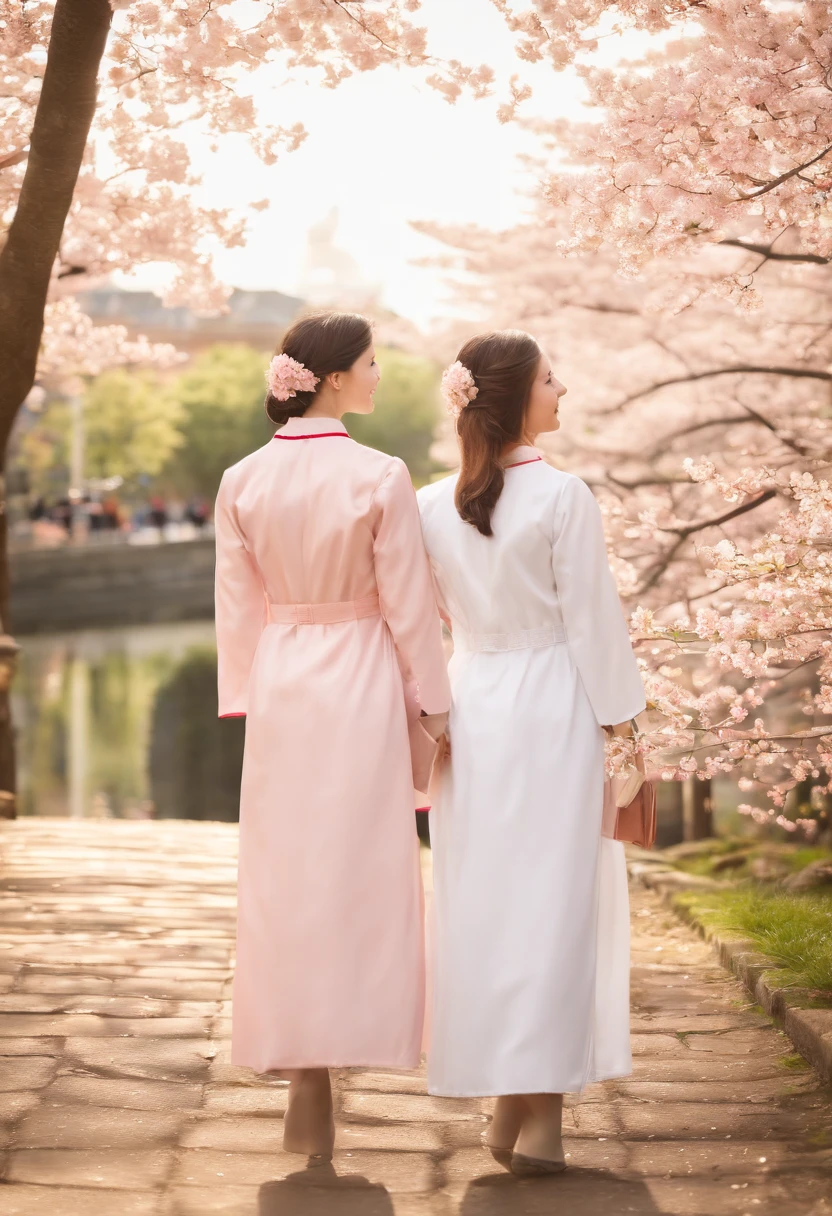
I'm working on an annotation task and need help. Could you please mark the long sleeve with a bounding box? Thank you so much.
[552,475,646,726]
[372,458,451,716]
[416,487,453,631]
[214,471,267,718]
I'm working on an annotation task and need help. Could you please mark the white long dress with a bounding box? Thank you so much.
[417,448,646,1097]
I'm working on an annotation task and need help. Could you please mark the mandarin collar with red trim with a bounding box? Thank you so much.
[502,444,543,468]
[274,415,350,440]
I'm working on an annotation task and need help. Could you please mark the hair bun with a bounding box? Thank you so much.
[264,310,373,428]
[266,394,310,427]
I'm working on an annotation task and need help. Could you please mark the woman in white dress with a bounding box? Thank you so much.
[417,331,645,1176]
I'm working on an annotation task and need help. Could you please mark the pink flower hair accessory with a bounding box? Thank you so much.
[441,361,478,418]
[266,353,319,402]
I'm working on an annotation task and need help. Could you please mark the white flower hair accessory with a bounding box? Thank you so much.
[266,353,319,402]
[441,361,478,418]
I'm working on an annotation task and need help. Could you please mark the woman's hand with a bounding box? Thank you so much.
[609,719,636,738]
[606,718,644,773]
[419,710,449,742]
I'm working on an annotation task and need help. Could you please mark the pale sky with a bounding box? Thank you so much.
[119,2,636,327]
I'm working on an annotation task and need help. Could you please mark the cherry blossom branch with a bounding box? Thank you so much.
[331,1,401,56]
[604,367,832,413]
[641,415,758,456]
[604,476,692,490]
[719,240,831,266]
[634,491,778,596]
[562,301,641,315]
[719,726,832,743]
[736,403,813,459]
[0,148,28,170]
[736,142,832,201]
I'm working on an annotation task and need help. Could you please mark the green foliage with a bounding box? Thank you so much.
[346,346,442,486]
[83,370,185,486]
[149,648,244,821]
[158,344,273,498]
[17,398,71,497]
[15,641,70,816]
[668,837,750,877]
[18,343,444,503]
[15,641,170,817]
[19,369,185,496]
[789,848,832,873]
[86,650,168,812]
[674,887,832,994]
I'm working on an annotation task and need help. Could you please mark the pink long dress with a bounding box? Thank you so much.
[214,414,450,1072]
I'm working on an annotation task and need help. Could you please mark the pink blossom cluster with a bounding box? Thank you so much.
[625,461,832,834]
[492,2,832,297]
[37,297,184,390]
[441,361,478,418]
[266,354,319,402]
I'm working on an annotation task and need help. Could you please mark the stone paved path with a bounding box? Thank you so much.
[0,819,830,1216]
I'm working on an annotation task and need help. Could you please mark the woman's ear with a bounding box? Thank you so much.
[328,371,342,391]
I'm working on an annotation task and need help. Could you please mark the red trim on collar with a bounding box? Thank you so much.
[504,456,543,469]
[273,431,351,441]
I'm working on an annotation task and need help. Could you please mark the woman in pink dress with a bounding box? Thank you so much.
[214,312,450,1158]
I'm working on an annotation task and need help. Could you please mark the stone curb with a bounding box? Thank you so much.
[626,852,832,1085]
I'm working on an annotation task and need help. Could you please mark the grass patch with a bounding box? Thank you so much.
[788,847,832,873]
[674,886,832,995]
[671,841,832,881]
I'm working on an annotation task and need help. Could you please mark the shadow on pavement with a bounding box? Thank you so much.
[460,1168,667,1215]
[258,1162,394,1216]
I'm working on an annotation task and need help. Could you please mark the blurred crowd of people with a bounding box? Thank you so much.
[21,493,212,547]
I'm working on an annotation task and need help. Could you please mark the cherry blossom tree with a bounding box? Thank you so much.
[0,0,492,812]
[439,0,832,835]
[422,214,832,837]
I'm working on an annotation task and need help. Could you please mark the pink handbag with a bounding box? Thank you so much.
[602,773,657,849]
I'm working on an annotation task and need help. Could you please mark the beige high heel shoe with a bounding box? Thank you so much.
[482,1131,513,1170]
[510,1151,567,1177]
[510,1093,567,1176]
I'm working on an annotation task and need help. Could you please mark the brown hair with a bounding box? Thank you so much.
[453,330,541,536]
[265,311,373,426]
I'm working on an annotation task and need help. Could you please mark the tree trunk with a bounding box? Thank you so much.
[0,0,113,814]
[655,779,684,848]
[683,777,714,841]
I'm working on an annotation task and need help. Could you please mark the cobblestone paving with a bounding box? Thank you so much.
[0,819,830,1215]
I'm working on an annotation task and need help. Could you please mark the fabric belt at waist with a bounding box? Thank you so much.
[266,592,381,625]
[455,621,567,653]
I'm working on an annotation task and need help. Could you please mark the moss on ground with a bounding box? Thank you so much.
[671,840,832,881]
[779,1052,811,1072]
